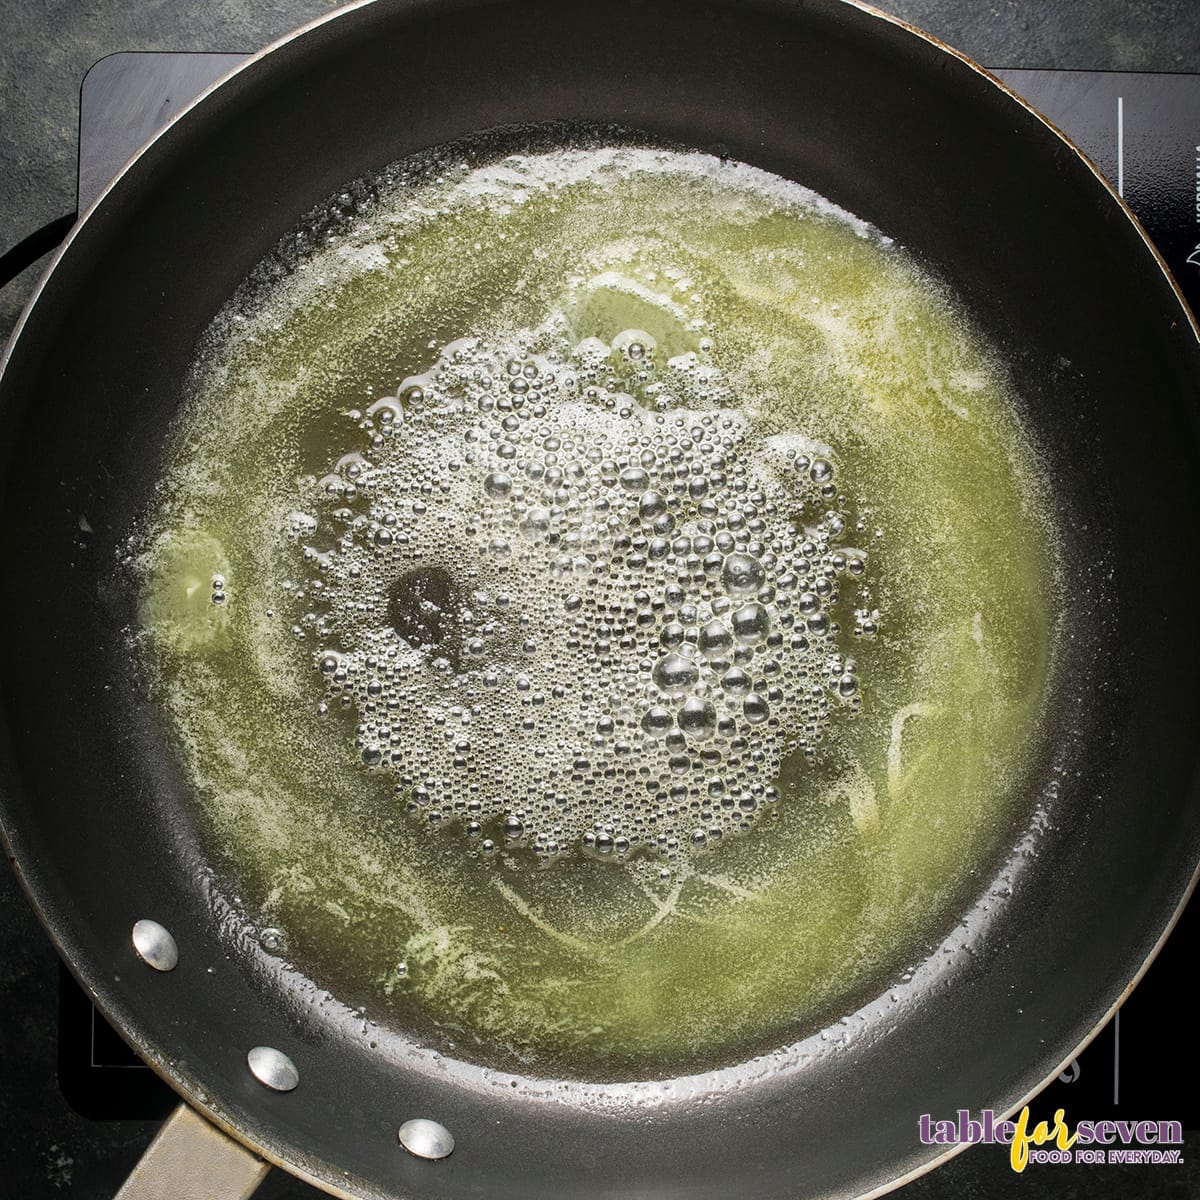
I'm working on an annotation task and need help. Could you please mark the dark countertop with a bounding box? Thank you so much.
[2,2,1199,1198]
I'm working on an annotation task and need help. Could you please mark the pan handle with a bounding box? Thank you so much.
[0,213,75,291]
[114,1103,270,1200]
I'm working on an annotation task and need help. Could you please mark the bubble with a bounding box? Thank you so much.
[731,602,771,645]
[698,619,733,659]
[720,666,752,696]
[521,507,551,537]
[721,552,765,596]
[259,927,287,954]
[660,622,687,650]
[856,611,879,638]
[677,696,716,741]
[483,471,512,498]
[366,396,403,425]
[612,329,656,363]
[293,325,874,862]
[642,705,674,737]
[653,652,700,694]
[638,491,668,522]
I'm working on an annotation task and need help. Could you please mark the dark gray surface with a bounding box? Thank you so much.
[78,50,250,211]
[1,2,1199,1198]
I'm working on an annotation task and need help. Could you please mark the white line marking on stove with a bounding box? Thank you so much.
[1113,1007,1121,1105]
[1117,96,1125,198]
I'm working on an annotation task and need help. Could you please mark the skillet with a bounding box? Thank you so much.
[2,1,1199,1197]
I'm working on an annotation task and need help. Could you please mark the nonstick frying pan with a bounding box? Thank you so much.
[2,0,1199,1197]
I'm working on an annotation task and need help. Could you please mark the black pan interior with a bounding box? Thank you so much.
[1,1,1199,1197]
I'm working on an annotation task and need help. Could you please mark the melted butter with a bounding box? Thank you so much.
[134,139,1058,1079]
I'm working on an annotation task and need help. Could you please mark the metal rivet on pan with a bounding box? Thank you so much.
[247,1045,300,1092]
[131,919,179,972]
[398,1118,455,1160]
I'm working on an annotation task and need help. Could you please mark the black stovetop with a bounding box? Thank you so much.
[3,5,1200,1198]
